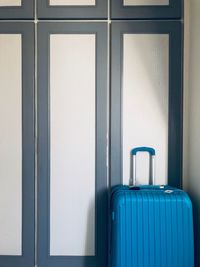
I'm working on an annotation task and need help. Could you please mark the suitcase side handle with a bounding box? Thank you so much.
[130,147,155,186]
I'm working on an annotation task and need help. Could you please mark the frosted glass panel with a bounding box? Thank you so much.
[50,0,95,6]
[50,34,96,256]
[123,34,169,185]
[124,0,169,6]
[0,0,21,6]
[0,35,22,255]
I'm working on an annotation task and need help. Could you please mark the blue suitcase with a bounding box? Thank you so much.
[110,147,194,267]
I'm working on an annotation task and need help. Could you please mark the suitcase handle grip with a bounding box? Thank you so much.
[130,147,155,186]
[131,147,155,156]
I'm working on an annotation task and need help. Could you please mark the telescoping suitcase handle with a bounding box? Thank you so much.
[130,147,156,186]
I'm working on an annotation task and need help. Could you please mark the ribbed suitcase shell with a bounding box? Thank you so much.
[110,185,194,267]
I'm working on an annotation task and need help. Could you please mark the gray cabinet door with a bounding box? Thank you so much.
[37,0,108,19]
[37,22,108,267]
[0,0,34,19]
[0,23,35,267]
[111,0,183,19]
[110,21,183,188]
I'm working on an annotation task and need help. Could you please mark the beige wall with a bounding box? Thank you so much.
[185,0,200,266]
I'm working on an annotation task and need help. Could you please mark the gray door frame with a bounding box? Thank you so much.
[0,22,35,267]
[37,22,108,267]
[110,21,183,188]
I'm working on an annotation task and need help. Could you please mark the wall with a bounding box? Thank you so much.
[185,0,200,266]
